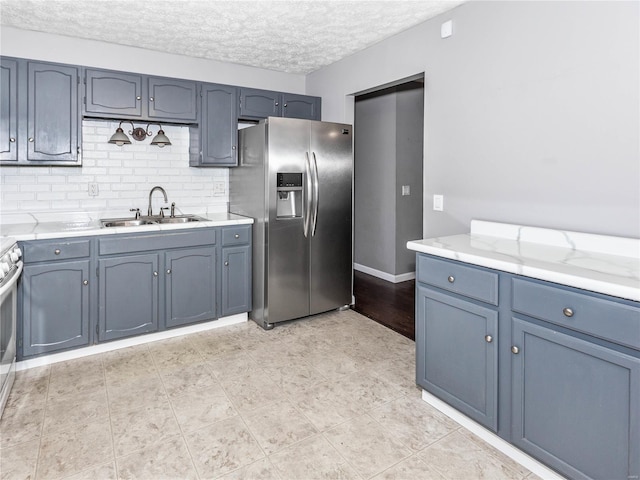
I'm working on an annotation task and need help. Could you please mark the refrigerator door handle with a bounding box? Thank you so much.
[311,152,319,237]
[303,152,312,238]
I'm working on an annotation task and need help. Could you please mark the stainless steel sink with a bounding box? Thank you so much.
[100,215,208,228]
[101,218,158,228]
[157,215,206,224]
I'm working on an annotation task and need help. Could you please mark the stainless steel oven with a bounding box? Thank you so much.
[0,237,22,418]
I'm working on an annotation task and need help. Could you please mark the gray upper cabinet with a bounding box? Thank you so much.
[239,88,321,121]
[98,253,160,341]
[0,58,81,166]
[190,83,238,167]
[165,246,217,328]
[511,318,640,480]
[0,58,18,162]
[27,62,80,163]
[239,88,281,119]
[416,284,498,431]
[84,69,197,123]
[85,69,143,117]
[282,93,321,120]
[148,77,197,122]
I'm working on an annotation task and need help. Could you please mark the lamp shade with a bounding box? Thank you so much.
[150,129,171,148]
[108,127,131,146]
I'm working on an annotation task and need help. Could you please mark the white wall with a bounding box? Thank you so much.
[0,120,227,217]
[0,26,305,92]
[308,1,640,239]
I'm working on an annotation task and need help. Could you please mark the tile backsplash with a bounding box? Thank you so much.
[0,120,229,217]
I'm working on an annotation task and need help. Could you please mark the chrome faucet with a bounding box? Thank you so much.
[148,186,168,216]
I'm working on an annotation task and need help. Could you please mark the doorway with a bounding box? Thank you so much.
[351,78,424,339]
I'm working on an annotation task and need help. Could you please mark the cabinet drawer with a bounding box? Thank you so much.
[99,229,216,255]
[22,239,91,263]
[417,255,498,305]
[512,278,640,350]
[222,225,251,246]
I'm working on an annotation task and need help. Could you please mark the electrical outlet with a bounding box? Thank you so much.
[433,194,444,211]
[401,185,410,196]
[88,183,99,197]
[213,181,226,196]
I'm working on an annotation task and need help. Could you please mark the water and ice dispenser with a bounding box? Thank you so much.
[276,172,303,218]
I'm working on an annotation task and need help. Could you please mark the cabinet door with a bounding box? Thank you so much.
[98,254,159,341]
[27,62,79,163]
[416,285,498,431]
[199,84,238,166]
[0,58,18,162]
[165,247,217,328]
[511,318,640,480]
[148,77,197,122]
[282,93,321,120]
[85,69,142,117]
[21,260,90,357]
[221,245,251,317]
[239,88,281,118]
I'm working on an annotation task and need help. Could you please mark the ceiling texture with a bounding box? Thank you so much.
[0,0,465,74]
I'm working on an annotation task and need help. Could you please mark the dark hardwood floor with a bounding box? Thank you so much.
[352,270,415,340]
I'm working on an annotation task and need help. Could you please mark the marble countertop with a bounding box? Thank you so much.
[0,209,253,241]
[407,220,640,302]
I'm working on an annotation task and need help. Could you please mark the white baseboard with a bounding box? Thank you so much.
[421,390,566,480]
[16,313,247,371]
[354,263,415,283]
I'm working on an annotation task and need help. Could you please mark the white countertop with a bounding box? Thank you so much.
[0,210,253,241]
[407,220,640,302]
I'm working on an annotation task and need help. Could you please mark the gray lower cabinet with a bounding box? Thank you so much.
[165,247,217,328]
[190,83,238,167]
[414,252,640,480]
[511,318,640,480]
[21,260,91,357]
[98,253,160,341]
[416,285,498,431]
[221,245,251,317]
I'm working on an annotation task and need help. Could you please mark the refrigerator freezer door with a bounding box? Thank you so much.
[266,118,311,323]
[309,121,353,314]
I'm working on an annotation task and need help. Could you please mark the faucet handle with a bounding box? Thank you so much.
[160,207,169,218]
[130,208,141,219]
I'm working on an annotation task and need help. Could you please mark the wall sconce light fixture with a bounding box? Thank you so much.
[108,121,172,148]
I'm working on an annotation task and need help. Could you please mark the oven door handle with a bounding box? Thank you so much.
[0,261,23,297]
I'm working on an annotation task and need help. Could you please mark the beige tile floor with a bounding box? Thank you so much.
[0,310,538,480]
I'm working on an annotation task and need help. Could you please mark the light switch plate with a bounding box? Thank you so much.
[433,194,444,211]
[402,185,410,196]
[441,20,453,38]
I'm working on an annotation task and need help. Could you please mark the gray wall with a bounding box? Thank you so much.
[308,1,640,239]
[354,83,423,276]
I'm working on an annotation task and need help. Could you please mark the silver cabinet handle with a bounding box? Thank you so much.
[54,249,61,255]
[136,96,141,100]
[166,269,171,274]
[275,102,279,106]
[28,137,34,142]
[283,103,287,107]
[485,335,493,343]
[9,137,15,143]
[149,96,154,102]
[224,261,229,266]
[153,271,158,277]
[511,346,520,354]
[448,275,455,283]
[563,307,574,317]
[83,280,88,286]
[232,145,237,150]
[234,234,239,239]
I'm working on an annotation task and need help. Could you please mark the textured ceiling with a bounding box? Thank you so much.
[0,0,465,74]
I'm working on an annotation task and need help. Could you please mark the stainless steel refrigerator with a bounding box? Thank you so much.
[229,117,353,329]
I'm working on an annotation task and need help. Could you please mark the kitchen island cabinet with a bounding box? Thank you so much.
[408,221,640,480]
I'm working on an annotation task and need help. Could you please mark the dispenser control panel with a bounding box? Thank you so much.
[277,173,302,188]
